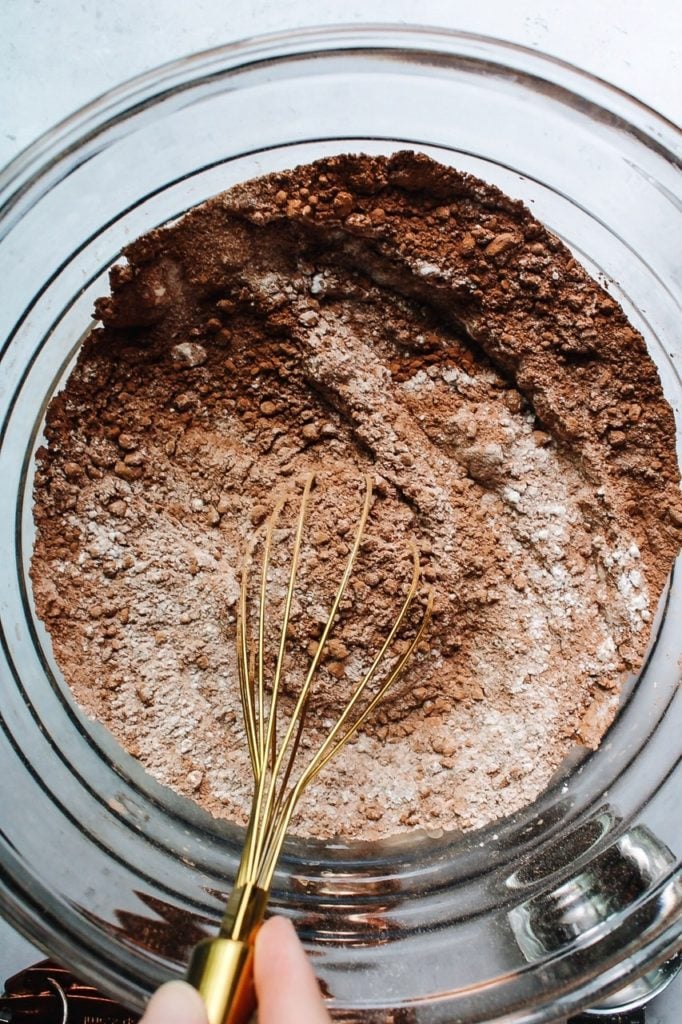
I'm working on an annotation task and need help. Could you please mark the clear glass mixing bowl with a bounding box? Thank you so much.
[0,26,680,1024]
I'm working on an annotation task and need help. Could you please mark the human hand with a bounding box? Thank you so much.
[140,915,331,1024]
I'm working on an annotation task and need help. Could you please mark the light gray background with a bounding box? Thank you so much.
[0,1,680,1020]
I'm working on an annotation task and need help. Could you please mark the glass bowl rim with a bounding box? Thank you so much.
[1,22,680,219]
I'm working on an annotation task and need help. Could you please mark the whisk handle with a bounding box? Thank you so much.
[186,937,255,1024]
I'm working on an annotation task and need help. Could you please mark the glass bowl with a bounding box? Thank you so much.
[0,25,680,1024]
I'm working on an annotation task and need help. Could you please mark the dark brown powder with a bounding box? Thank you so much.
[31,152,681,840]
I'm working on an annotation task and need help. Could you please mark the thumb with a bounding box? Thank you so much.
[255,915,331,1024]
[140,980,209,1024]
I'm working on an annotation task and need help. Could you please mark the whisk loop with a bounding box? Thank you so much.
[234,472,432,898]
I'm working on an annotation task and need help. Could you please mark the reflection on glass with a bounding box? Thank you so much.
[506,807,617,892]
[82,892,213,961]
[509,818,679,1011]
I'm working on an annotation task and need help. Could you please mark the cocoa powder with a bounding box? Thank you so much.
[31,152,681,840]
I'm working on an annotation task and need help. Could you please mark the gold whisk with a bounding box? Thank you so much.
[186,473,433,1024]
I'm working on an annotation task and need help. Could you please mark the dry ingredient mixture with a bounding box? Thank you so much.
[31,152,681,841]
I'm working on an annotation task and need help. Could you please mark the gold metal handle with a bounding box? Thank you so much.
[187,936,255,1024]
[187,884,269,1024]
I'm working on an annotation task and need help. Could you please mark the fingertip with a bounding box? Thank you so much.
[255,916,330,1024]
[141,979,208,1024]
[255,914,301,987]
[257,913,298,948]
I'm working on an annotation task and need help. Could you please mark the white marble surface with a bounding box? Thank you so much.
[0,1,680,1019]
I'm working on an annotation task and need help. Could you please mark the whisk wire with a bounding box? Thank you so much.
[256,505,273,768]
[242,476,316,882]
[258,473,372,795]
[235,473,432,894]
[266,472,375,803]
[301,550,433,784]
[265,476,315,785]
[237,554,258,775]
[257,579,433,889]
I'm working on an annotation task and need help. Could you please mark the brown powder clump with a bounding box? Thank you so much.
[31,152,681,840]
